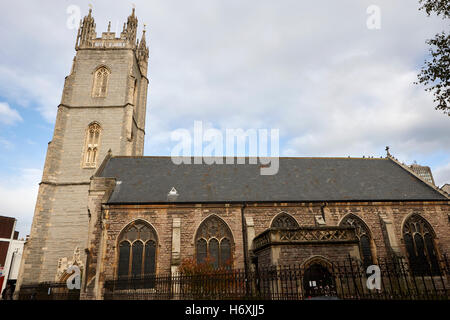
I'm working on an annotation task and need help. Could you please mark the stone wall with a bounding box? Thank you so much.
[246,202,450,264]
[18,44,148,289]
[82,199,449,299]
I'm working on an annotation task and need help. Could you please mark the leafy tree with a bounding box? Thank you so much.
[416,0,450,115]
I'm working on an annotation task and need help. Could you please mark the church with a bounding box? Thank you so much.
[16,9,449,300]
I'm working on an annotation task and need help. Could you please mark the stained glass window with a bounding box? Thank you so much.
[271,212,299,229]
[92,67,109,97]
[340,214,373,267]
[195,215,234,268]
[117,221,157,279]
[131,241,143,277]
[118,241,130,277]
[144,241,156,275]
[83,123,101,168]
[403,214,440,275]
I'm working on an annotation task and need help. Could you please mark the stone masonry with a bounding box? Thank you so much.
[16,9,149,292]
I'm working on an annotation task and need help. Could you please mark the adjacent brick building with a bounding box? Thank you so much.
[0,216,24,298]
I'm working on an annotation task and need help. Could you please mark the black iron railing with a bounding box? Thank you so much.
[16,256,449,300]
[103,256,450,300]
[17,282,80,300]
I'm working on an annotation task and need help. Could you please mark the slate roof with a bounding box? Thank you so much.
[97,157,448,204]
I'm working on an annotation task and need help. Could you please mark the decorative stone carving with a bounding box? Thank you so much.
[56,247,84,281]
[271,212,299,229]
[252,227,358,252]
[196,215,232,241]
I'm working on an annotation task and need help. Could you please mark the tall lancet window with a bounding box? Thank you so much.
[195,215,234,269]
[340,214,374,268]
[92,66,110,97]
[117,220,158,279]
[83,123,101,168]
[403,214,440,275]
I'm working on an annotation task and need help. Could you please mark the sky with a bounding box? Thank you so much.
[0,1,449,238]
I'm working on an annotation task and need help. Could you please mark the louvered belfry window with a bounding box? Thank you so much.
[195,215,234,268]
[340,214,373,267]
[118,221,157,278]
[92,67,109,97]
[83,123,101,168]
[403,214,440,275]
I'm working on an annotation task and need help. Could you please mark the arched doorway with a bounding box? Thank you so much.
[303,262,336,298]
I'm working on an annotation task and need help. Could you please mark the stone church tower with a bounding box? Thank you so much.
[17,9,149,286]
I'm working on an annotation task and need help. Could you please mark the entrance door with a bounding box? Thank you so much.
[303,263,336,298]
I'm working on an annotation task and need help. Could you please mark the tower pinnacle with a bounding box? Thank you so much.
[137,27,149,75]
[75,8,96,49]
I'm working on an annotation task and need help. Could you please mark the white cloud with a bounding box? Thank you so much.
[0,1,448,190]
[0,102,22,125]
[0,168,41,238]
[434,163,450,187]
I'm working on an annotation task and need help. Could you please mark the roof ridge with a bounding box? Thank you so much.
[387,157,449,199]
[110,155,388,160]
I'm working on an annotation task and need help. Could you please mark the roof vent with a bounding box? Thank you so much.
[167,187,179,202]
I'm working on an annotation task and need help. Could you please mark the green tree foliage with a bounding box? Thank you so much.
[416,0,450,115]
[419,0,450,18]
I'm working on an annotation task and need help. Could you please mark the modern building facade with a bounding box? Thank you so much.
[0,215,25,299]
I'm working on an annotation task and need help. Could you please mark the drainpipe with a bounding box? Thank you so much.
[241,202,249,287]
[320,202,327,222]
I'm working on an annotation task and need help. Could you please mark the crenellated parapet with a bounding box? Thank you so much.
[75,8,149,65]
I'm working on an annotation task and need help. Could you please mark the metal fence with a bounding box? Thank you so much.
[17,282,80,300]
[103,256,450,300]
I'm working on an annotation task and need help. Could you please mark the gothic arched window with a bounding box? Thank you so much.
[83,123,101,168]
[340,214,373,267]
[92,66,110,97]
[117,220,157,279]
[271,212,299,229]
[403,214,440,275]
[195,215,234,268]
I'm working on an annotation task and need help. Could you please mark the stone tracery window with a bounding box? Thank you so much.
[195,215,233,268]
[92,66,109,97]
[403,214,440,275]
[271,212,299,229]
[118,220,157,278]
[83,123,101,168]
[340,214,373,267]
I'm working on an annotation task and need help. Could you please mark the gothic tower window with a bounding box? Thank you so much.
[403,214,440,275]
[92,66,110,97]
[195,215,234,268]
[340,214,373,267]
[271,212,299,229]
[83,123,101,168]
[117,220,157,278]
